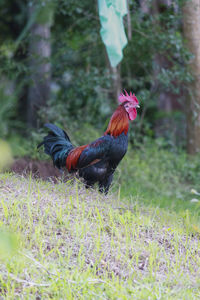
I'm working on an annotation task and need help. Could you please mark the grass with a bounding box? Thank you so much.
[1,173,200,299]
[7,133,200,213]
[117,143,200,214]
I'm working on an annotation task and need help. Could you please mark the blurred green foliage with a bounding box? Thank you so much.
[0,140,13,171]
[0,230,18,259]
[0,83,16,136]
[0,0,192,148]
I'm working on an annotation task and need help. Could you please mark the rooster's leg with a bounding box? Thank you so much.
[85,180,95,190]
[99,174,113,194]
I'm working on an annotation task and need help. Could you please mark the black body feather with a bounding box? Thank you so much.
[78,133,128,193]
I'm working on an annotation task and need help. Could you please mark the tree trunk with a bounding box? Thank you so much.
[27,1,54,128]
[183,0,200,154]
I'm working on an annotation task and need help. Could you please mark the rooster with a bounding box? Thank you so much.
[38,91,139,193]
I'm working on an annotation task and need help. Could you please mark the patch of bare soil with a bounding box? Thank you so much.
[11,158,70,182]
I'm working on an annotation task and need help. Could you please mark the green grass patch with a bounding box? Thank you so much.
[0,173,200,298]
[116,143,200,214]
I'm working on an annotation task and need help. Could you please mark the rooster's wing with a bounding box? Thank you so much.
[66,136,112,171]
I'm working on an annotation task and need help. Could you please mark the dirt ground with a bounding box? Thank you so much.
[10,158,70,182]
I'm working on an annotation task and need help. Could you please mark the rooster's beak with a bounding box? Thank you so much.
[136,105,140,108]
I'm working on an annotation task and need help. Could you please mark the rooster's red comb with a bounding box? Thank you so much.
[118,90,139,105]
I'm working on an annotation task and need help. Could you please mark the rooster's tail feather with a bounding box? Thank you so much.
[38,123,73,169]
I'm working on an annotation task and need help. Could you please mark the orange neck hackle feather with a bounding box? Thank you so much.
[104,105,129,137]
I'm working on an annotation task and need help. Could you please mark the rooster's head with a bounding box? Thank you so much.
[118,90,140,121]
